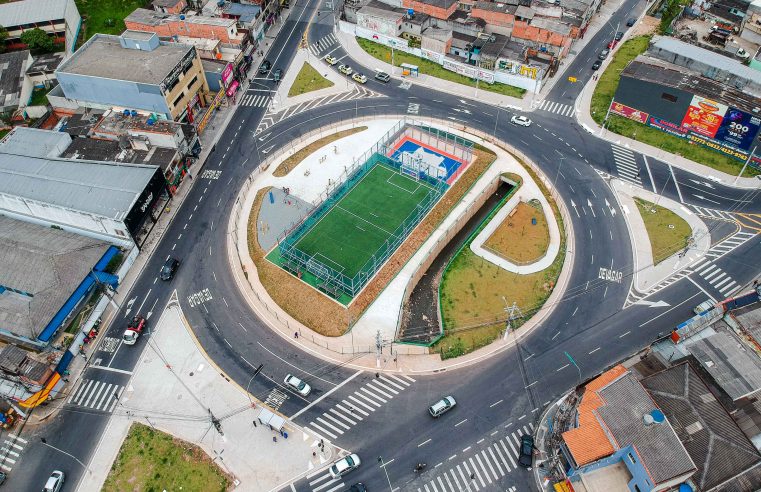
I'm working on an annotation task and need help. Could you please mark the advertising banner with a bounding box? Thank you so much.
[680,95,728,138]
[610,101,648,124]
[647,116,688,138]
[222,63,234,88]
[441,58,495,83]
[713,107,761,151]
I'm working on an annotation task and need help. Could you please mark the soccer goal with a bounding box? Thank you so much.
[399,151,422,181]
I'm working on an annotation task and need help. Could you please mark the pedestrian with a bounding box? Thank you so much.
[294,332,299,339]
[312,451,317,457]
[470,473,475,480]
[187,172,193,180]
[253,420,258,427]
[273,436,277,442]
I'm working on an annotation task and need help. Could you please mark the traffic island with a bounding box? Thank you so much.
[633,197,691,265]
[287,62,334,97]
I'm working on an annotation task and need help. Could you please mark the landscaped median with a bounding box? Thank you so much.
[590,35,757,176]
[356,38,526,99]
[287,62,334,97]
[633,197,691,265]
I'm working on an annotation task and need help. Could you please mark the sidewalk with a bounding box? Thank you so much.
[610,179,711,294]
[77,303,338,492]
[575,77,761,189]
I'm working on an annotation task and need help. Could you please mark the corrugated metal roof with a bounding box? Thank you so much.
[0,154,158,219]
[0,0,73,27]
[0,127,72,158]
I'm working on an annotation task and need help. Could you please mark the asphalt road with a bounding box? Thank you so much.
[9,0,761,490]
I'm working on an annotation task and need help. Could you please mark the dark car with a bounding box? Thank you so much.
[598,49,610,60]
[615,31,624,41]
[348,484,367,492]
[592,60,602,70]
[160,257,179,281]
[626,17,636,27]
[518,434,534,468]
[273,68,283,82]
[258,60,272,75]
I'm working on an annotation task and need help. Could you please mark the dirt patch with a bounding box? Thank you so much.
[248,147,498,337]
[272,126,368,177]
[483,200,549,264]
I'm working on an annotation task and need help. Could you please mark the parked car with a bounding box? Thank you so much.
[615,31,624,41]
[592,60,602,70]
[607,40,618,49]
[324,55,338,65]
[626,17,636,27]
[43,471,65,492]
[348,483,367,492]
[338,64,353,75]
[352,73,367,84]
[518,434,534,468]
[598,49,610,60]
[259,59,272,75]
[273,68,283,82]
[375,71,390,82]
[160,257,179,281]
[330,454,361,479]
[284,374,311,396]
[123,315,146,346]
[428,396,457,417]
[511,115,532,127]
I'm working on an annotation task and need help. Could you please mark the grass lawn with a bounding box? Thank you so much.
[28,88,49,107]
[102,423,231,492]
[634,197,691,265]
[76,0,149,39]
[591,35,757,176]
[288,62,334,97]
[433,162,565,359]
[273,127,367,177]
[293,164,437,277]
[484,200,549,264]
[356,38,526,99]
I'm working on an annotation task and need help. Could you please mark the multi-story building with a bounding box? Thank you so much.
[0,0,81,53]
[125,9,248,46]
[52,31,209,122]
[152,0,187,15]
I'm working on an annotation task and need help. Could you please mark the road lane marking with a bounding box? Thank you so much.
[490,400,503,407]
[455,419,468,427]
[418,438,432,447]
[289,370,362,420]
[589,347,601,354]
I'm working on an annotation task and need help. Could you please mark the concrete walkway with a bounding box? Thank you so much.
[469,176,561,274]
[575,76,761,189]
[611,178,710,293]
[77,303,339,492]
[230,117,576,373]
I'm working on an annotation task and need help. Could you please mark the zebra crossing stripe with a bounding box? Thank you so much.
[714,277,732,289]
[487,447,503,476]
[699,264,716,274]
[704,269,723,281]
[95,383,114,410]
[457,464,474,490]
[109,387,123,412]
[335,403,364,419]
[462,462,479,490]
[469,457,486,486]
[449,468,463,490]
[309,421,338,439]
[321,412,350,430]
[348,394,375,411]
[480,450,498,480]
[360,386,387,403]
[367,379,395,397]
[494,441,512,471]
[380,377,405,391]
[82,381,103,407]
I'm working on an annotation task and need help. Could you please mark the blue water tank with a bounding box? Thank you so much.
[408,8,414,15]
[123,109,130,116]
[651,409,665,423]
[679,484,693,492]
[131,110,138,117]
[179,14,185,20]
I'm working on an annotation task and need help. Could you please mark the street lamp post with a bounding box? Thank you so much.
[493,104,502,138]
[554,155,566,189]
[377,456,393,492]
[40,438,92,475]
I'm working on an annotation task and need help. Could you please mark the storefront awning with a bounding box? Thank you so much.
[226,80,240,97]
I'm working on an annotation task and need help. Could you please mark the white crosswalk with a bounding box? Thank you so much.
[0,433,27,473]
[304,374,415,441]
[265,388,289,411]
[306,465,345,492]
[309,33,338,56]
[688,205,736,222]
[611,144,641,185]
[239,94,271,107]
[417,425,534,492]
[536,100,575,117]
[687,231,756,297]
[68,379,123,412]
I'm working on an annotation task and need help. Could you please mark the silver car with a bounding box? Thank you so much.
[330,453,361,479]
[44,471,65,492]
[429,396,456,417]
[284,374,311,397]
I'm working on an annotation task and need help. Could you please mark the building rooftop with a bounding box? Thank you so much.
[472,1,518,14]
[0,50,30,109]
[56,33,194,85]
[93,108,187,137]
[0,0,76,27]
[642,363,761,491]
[26,52,65,75]
[220,1,261,24]
[0,153,158,220]
[624,58,761,115]
[126,8,236,28]
[59,109,107,138]
[409,0,457,8]
[61,138,178,170]
[514,5,535,19]
[0,215,110,341]
[358,2,405,21]
[531,16,572,36]
[0,127,71,158]
[152,0,184,7]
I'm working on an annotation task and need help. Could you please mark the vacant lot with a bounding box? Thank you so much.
[76,0,149,39]
[102,423,231,492]
[288,62,334,97]
[357,38,525,99]
[634,197,691,265]
[484,200,549,264]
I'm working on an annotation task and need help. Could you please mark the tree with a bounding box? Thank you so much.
[20,28,54,53]
[0,26,8,52]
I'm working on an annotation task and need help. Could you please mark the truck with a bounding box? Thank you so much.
[123,315,146,346]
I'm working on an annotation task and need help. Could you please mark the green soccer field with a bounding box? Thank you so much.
[293,164,436,278]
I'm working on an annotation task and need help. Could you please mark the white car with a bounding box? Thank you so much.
[338,64,353,75]
[352,73,368,84]
[330,453,361,479]
[511,115,532,127]
[284,374,311,396]
[44,471,65,492]
[428,396,456,417]
[324,55,338,65]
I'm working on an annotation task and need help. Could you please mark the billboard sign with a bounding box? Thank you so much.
[442,58,495,83]
[680,95,728,138]
[610,101,648,124]
[647,116,688,138]
[222,63,234,88]
[713,107,761,151]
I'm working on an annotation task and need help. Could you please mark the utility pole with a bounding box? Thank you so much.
[40,438,92,475]
[735,145,756,184]
[375,330,382,368]
[209,407,224,435]
[502,297,523,339]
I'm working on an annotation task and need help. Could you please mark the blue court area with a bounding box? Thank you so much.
[389,139,464,182]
